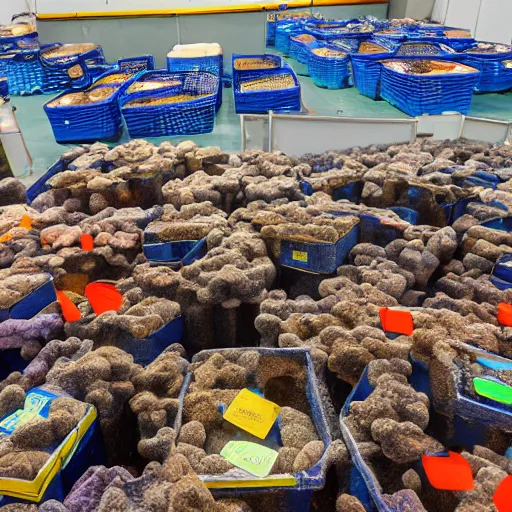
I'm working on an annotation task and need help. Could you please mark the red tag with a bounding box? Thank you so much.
[379,307,414,336]
[56,290,81,323]
[85,282,123,315]
[494,475,512,512]
[80,233,94,252]
[422,451,474,491]
[497,303,512,327]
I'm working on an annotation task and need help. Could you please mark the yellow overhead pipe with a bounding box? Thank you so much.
[37,0,388,20]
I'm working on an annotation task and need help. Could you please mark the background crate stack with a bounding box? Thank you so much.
[379,60,481,117]
[167,43,223,111]
[232,54,301,114]
[348,37,397,99]
[308,46,352,89]
[44,56,155,143]
[1,43,107,96]
[120,69,219,138]
[455,43,512,93]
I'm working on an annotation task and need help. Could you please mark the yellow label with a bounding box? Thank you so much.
[292,250,308,263]
[223,389,280,439]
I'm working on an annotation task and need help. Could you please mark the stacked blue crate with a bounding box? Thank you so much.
[120,70,219,138]
[379,59,480,116]
[232,54,301,114]
[167,43,223,111]
[456,42,512,93]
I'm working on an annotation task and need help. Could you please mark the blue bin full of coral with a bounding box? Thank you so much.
[0,387,105,506]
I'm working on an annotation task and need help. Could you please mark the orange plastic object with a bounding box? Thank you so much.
[56,290,81,322]
[497,303,512,327]
[85,282,123,315]
[379,307,414,336]
[80,233,94,252]
[422,451,474,491]
[18,215,32,230]
[494,475,512,512]
[0,232,13,243]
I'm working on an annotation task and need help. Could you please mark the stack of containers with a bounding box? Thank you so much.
[347,38,397,99]
[308,46,352,89]
[455,42,512,93]
[167,43,223,112]
[1,43,107,96]
[0,76,8,103]
[0,22,39,53]
[275,19,307,56]
[408,25,475,51]
[232,53,301,114]
[348,38,458,100]
[44,56,155,143]
[379,59,480,116]
[288,34,320,76]
[120,69,219,138]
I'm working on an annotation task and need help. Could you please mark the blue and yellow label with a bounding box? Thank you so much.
[0,389,57,435]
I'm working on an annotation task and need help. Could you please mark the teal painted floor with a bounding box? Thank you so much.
[11,54,512,185]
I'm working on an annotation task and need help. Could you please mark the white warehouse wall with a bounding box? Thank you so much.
[436,0,512,44]
[0,0,28,24]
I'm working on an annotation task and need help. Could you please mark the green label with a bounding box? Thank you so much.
[473,377,512,406]
[220,441,279,478]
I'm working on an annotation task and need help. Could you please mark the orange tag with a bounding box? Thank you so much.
[497,303,512,327]
[422,451,474,491]
[56,290,81,323]
[85,282,123,315]
[18,215,32,230]
[80,234,94,252]
[494,475,512,512]
[379,307,414,336]
[0,232,13,243]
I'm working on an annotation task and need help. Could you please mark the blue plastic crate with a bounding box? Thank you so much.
[233,59,301,114]
[266,13,277,46]
[26,159,66,204]
[143,238,208,268]
[407,30,475,52]
[340,367,391,512]
[279,223,359,274]
[3,43,107,95]
[0,77,8,102]
[0,25,39,52]
[0,276,56,322]
[379,59,480,117]
[410,349,512,450]
[349,38,397,99]
[44,84,124,143]
[114,315,185,366]
[167,46,223,112]
[480,216,512,232]
[181,347,334,512]
[491,253,512,290]
[120,70,219,138]
[289,35,318,65]
[0,387,105,505]
[456,43,512,93]
[117,55,155,74]
[389,206,419,224]
[308,46,352,89]
[275,21,306,55]
[358,213,405,247]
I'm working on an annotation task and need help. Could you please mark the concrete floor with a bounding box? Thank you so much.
[10,53,512,185]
